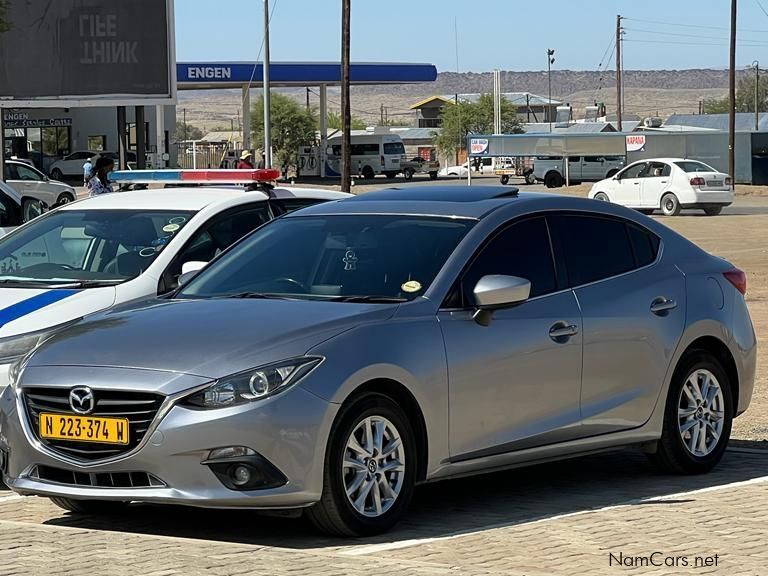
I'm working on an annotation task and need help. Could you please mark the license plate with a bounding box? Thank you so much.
[707,180,723,187]
[39,413,129,445]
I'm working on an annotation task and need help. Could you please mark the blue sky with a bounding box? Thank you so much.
[175,0,768,72]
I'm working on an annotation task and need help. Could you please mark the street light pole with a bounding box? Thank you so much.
[754,60,760,132]
[728,0,737,187]
[547,49,555,132]
[341,0,351,192]
[262,0,272,168]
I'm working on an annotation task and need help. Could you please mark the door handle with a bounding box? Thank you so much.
[549,322,579,340]
[633,182,640,185]
[660,180,668,184]
[650,297,677,315]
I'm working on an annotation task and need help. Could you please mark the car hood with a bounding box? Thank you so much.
[27,297,398,379]
[0,286,116,338]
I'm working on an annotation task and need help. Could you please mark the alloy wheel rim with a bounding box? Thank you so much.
[665,199,675,211]
[677,369,725,457]
[342,415,405,518]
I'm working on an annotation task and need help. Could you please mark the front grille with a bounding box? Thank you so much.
[23,387,165,462]
[31,465,165,488]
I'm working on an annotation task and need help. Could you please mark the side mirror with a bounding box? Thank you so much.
[178,260,207,287]
[20,196,49,223]
[472,275,531,326]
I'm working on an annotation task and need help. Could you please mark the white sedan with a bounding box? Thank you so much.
[589,158,733,216]
[0,169,351,389]
[438,163,469,177]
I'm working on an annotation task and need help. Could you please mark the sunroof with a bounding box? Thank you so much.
[348,186,519,202]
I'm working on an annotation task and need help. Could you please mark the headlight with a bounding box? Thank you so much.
[181,357,323,409]
[0,327,61,365]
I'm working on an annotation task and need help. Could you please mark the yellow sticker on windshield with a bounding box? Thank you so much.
[162,223,180,233]
[401,280,422,293]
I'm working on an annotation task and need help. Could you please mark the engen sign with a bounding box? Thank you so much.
[626,134,647,152]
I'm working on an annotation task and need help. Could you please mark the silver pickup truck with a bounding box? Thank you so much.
[534,155,625,187]
[400,157,440,180]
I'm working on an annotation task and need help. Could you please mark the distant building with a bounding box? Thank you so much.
[409,93,561,128]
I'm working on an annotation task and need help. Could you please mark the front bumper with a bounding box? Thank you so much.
[1,379,338,509]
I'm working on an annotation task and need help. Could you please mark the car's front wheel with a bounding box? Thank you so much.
[49,497,129,515]
[593,192,610,202]
[704,206,723,216]
[307,393,416,536]
[650,351,733,475]
[50,168,64,181]
[56,192,75,204]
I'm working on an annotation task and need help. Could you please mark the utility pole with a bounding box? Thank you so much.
[526,94,531,122]
[306,88,310,113]
[616,14,623,132]
[341,0,351,192]
[547,49,555,131]
[754,60,760,132]
[380,103,384,125]
[183,108,187,141]
[728,0,737,186]
[262,0,272,168]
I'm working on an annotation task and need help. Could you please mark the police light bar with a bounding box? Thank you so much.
[109,169,281,185]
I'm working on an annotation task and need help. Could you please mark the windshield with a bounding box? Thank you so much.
[178,214,475,302]
[0,209,195,287]
[674,160,717,173]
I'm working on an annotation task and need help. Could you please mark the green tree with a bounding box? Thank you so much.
[0,0,10,33]
[253,92,317,164]
[326,111,367,130]
[174,122,204,142]
[703,73,768,114]
[434,94,523,157]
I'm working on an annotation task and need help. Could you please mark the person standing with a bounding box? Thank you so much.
[82,157,93,186]
[86,157,115,197]
[237,151,254,169]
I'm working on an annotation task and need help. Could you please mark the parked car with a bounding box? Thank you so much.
[438,163,469,177]
[589,158,734,216]
[0,170,351,391]
[534,155,625,188]
[1,186,755,537]
[49,151,137,180]
[401,157,439,180]
[0,180,49,237]
[3,160,77,205]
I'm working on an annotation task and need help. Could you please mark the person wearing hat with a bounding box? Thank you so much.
[236,150,254,169]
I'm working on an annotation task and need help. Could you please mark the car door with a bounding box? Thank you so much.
[581,156,604,181]
[640,161,671,208]
[567,156,582,181]
[549,214,685,434]
[438,216,583,459]
[158,203,273,293]
[12,163,55,205]
[613,162,646,205]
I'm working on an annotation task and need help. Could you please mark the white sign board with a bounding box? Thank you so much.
[626,134,646,152]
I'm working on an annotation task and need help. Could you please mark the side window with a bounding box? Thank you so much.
[161,204,272,292]
[456,217,557,307]
[552,215,635,286]
[16,165,42,181]
[620,163,646,179]
[645,162,670,178]
[627,224,660,268]
[4,164,19,180]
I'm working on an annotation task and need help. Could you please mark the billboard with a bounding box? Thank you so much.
[0,0,175,106]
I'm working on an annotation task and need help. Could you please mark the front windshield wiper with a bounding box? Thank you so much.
[326,295,408,303]
[0,278,123,289]
[218,291,296,300]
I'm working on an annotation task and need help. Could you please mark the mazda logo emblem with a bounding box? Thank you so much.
[69,386,95,415]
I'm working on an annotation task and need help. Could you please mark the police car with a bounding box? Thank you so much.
[0,169,351,388]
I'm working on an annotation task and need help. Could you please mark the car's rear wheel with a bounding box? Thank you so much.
[593,192,610,202]
[403,168,414,180]
[650,351,733,475]
[306,393,416,536]
[428,171,438,180]
[50,169,64,181]
[525,172,536,185]
[56,192,75,204]
[49,497,129,515]
[704,206,723,216]
[660,192,681,216]
[362,166,375,180]
[638,209,655,215]
[500,174,510,185]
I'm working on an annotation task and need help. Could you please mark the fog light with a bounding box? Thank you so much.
[207,446,256,460]
[231,465,251,487]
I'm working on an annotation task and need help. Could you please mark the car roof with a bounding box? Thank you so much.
[628,157,707,164]
[58,186,351,212]
[290,186,575,219]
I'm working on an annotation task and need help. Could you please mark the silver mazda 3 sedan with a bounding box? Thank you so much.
[0,186,757,536]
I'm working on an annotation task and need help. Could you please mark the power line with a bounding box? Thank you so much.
[625,26,768,45]
[623,16,768,33]
[625,38,768,48]
[755,0,768,18]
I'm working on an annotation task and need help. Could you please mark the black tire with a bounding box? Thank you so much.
[638,208,655,215]
[661,192,681,216]
[56,192,75,204]
[500,174,510,185]
[593,192,610,202]
[403,168,414,181]
[362,166,375,180]
[544,171,563,188]
[650,351,733,475]
[428,171,438,180]
[306,393,417,536]
[704,206,723,216]
[50,168,64,181]
[49,497,129,515]
[525,172,536,185]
